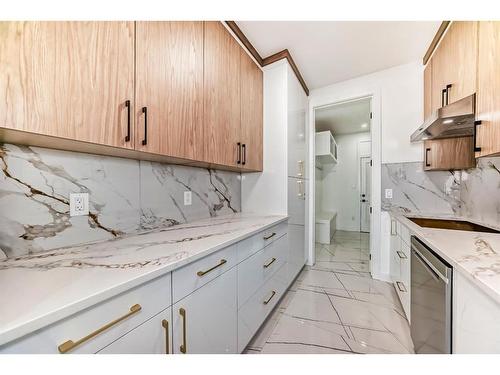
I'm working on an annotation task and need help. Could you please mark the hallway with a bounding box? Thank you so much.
[245,231,414,354]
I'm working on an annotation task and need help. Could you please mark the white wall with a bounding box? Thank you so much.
[311,61,424,164]
[241,60,288,215]
[319,133,371,231]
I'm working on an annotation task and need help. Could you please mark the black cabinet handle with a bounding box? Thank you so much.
[124,100,131,142]
[441,89,446,107]
[425,147,431,167]
[236,142,241,164]
[445,84,452,106]
[141,107,148,146]
[474,120,482,152]
[242,144,246,165]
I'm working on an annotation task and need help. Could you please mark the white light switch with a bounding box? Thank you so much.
[385,189,393,199]
[184,191,192,206]
[70,193,89,216]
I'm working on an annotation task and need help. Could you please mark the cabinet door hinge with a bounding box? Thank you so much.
[369,207,372,214]
[370,112,373,119]
[370,159,372,167]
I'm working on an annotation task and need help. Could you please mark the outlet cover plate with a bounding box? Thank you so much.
[70,193,89,216]
[385,189,393,199]
[184,191,192,206]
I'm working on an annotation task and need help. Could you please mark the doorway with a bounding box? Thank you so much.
[313,97,372,264]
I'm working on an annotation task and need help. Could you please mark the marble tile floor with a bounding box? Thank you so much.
[244,230,414,354]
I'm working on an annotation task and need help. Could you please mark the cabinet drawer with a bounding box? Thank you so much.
[395,279,410,321]
[172,244,237,303]
[237,262,288,352]
[237,222,287,263]
[238,234,288,308]
[98,307,172,354]
[0,273,171,354]
[399,224,411,247]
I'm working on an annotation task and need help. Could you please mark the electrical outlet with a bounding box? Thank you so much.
[184,191,192,206]
[385,189,393,199]
[70,193,89,216]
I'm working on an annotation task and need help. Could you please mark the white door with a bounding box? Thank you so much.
[172,267,237,354]
[360,157,371,233]
[98,307,172,354]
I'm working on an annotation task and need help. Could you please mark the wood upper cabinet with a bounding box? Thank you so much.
[135,22,204,160]
[431,21,478,112]
[424,137,475,171]
[423,61,433,122]
[240,49,263,171]
[475,21,500,158]
[0,22,135,148]
[203,21,241,167]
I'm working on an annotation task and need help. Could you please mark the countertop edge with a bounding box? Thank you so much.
[0,215,289,347]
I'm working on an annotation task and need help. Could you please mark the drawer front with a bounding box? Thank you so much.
[237,222,288,263]
[395,278,410,321]
[98,307,172,354]
[399,223,411,246]
[237,262,288,352]
[0,273,172,354]
[238,234,288,308]
[172,244,237,303]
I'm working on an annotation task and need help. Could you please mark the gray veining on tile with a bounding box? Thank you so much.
[246,231,414,354]
[382,158,500,229]
[0,143,241,258]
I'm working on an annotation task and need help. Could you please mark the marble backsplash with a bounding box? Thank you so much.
[0,143,241,258]
[382,157,500,227]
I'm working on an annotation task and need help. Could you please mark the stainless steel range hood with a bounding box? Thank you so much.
[410,94,476,142]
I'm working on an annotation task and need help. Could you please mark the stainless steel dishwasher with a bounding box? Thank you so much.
[410,236,453,354]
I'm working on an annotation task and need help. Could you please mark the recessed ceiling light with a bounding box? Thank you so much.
[361,123,368,128]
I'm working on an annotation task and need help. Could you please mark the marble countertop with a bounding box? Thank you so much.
[0,213,288,346]
[389,212,500,305]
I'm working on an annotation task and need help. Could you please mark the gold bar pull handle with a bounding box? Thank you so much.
[58,304,142,353]
[162,319,170,354]
[197,259,227,277]
[263,257,276,269]
[397,251,407,259]
[263,232,276,240]
[263,290,276,305]
[179,308,187,354]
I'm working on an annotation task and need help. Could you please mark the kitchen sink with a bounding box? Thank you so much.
[406,217,500,233]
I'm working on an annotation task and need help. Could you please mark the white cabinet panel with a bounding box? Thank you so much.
[172,244,237,303]
[454,272,500,353]
[172,267,237,354]
[287,177,306,225]
[0,273,171,354]
[288,223,306,283]
[98,307,172,354]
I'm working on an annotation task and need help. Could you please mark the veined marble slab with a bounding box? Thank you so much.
[0,144,241,258]
[0,213,287,346]
[391,212,500,306]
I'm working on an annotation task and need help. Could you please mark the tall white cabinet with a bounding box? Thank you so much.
[242,59,309,282]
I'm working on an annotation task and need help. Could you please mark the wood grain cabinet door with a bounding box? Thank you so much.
[203,21,241,168]
[476,21,500,158]
[423,61,433,122]
[240,49,263,171]
[431,21,477,112]
[424,137,475,171]
[0,22,135,148]
[135,22,204,160]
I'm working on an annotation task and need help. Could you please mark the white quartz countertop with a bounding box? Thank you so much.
[389,212,500,305]
[0,213,288,346]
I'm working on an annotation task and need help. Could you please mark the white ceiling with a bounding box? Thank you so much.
[315,98,371,135]
[236,21,441,89]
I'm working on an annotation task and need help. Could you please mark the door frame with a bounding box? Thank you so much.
[359,155,372,233]
[307,89,382,280]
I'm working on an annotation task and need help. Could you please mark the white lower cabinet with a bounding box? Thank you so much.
[172,267,238,354]
[98,307,172,354]
[389,217,411,321]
